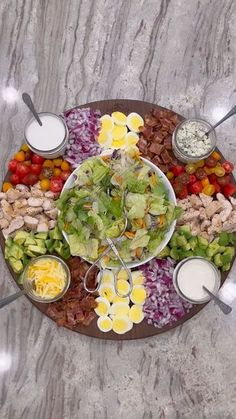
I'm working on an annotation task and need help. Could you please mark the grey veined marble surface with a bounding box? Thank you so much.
[1,1,236,418]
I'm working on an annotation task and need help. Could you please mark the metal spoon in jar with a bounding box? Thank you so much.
[202,286,232,314]
[22,92,42,126]
[205,105,236,136]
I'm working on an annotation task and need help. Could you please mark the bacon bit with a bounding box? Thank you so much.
[135,247,143,258]
[124,231,136,239]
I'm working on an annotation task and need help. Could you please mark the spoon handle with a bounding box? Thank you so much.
[0,290,26,309]
[22,93,42,126]
[207,105,236,135]
[203,286,232,315]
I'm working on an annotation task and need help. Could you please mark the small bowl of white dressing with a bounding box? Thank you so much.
[172,118,216,163]
[173,257,221,304]
[24,112,69,159]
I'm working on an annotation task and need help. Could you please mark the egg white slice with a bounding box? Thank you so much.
[130,285,147,305]
[127,112,144,132]
[100,114,114,132]
[97,130,113,148]
[95,297,110,317]
[124,131,139,146]
[112,315,133,334]
[131,270,145,286]
[100,269,114,284]
[99,284,116,303]
[109,302,130,317]
[116,279,131,297]
[111,111,127,126]
[97,316,113,332]
[129,305,144,324]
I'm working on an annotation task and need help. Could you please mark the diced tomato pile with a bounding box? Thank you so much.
[167,151,235,198]
[3,144,72,193]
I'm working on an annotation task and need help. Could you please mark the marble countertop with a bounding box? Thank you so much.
[1,1,236,418]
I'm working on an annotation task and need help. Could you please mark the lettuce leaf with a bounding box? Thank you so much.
[129,229,150,250]
[149,196,167,215]
[126,193,147,219]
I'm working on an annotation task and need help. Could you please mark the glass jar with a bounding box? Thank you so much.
[24,112,69,159]
[172,118,216,163]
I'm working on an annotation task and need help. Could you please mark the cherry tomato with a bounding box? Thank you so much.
[205,156,217,168]
[223,184,236,197]
[40,178,50,191]
[41,167,54,179]
[177,173,190,185]
[185,163,196,174]
[16,163,31,179]
[202,184,215,196]
[24,150,33,161]
[194,160,205,168]
[30,164,42,176]
[188,174,197,185]
[189,181,203,194]
[50,177,63,193]
[22,173,38,186]
[201,178,210,188]
[43,159,54,168]
[170,165,185,177]
[222,161,234,174]
[21,143,30,152]
[211,181,221,193]
[24,160,31,166]
[217,175,231,187]
[214,166,225,177]
[2,182,13,192]
[166,171,174,180]
[8,159,18,173]
[195,168,207,180]
[178,186,188,199]
[61,161,70,171]
[60,171,71,182]
[53,168,62,177]
[14,151,25,162]
[211,151,221,161]
[53,158,63,167]
[204,167,215,175]
[10,173,21,185]
[208,173,217,183]
[31,154,45,165]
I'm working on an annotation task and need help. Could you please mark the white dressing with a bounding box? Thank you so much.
[25,113,66,151]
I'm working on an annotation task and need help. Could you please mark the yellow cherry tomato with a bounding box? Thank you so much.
[43,159,54,168]
[211,151,221,161]
[53,158,63,167]
[53,168,61,177]
[14,151,25,161]
[185,163,196,174]
[166,171,174,180]
[2,182,13,192]
[194,160,205,168]
[204,167,215,175]
[40,178,50,191]
[61,161,70,171]
[21,143,30,152]
[214,166,225,177]
[202,184,215,196]
[201,177,210,187]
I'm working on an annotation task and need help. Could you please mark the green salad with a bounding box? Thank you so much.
[57,148,180,265]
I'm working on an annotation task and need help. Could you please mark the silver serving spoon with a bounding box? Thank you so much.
[202,286,232,314]
[206,105,236,136]
[0,290,26,309]
[22,92,42,126]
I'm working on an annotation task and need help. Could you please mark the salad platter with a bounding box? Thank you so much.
[1,99,236,340]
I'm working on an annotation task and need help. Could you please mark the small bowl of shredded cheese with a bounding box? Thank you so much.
[22,255,71,303]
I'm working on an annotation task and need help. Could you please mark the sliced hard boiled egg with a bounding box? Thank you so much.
[110,302,130,317]
[95,297,110,317]
[97,316,113,332]
[99,284,116,303]
[97,130,112,148]
[131,271,145,286]
[111,138,126,149]
[111,111,127,126]
[116,279,130,297]
[112,125,127,140]
[129,305,144,324]
[130,285,146,305]
[127,112,144,133]
[113,295,130,304]
[117,268,129,281]
[101,269,114,284]
[124,131,139,146]
[112,316,133,334]
[100,114,114,132]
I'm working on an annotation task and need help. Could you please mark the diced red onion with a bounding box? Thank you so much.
[62,107,101,167]
[140,258,192,328]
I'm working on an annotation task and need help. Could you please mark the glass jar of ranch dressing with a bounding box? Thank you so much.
[24,112,69,159]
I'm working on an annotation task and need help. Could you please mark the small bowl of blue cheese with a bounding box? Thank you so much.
[172,118,216,163]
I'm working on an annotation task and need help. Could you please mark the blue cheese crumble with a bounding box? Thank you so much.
[176,121,212,157]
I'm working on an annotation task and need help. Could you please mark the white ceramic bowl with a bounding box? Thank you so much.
[61,156,176,268]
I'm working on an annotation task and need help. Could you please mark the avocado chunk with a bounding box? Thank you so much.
[35,232,48,240]
[27,245,47,255]
[197,236,209,250]
[176,235,188,247]
[170,247,179,260]
[169,232,179,248]
[189,236,198,251]
[214,253,223,267]
[178,225,192,239]
[158,246,170,258]
[8,244,24,260]
[13,231,29,245]
[9,257,24,274]
[49,226,63,240]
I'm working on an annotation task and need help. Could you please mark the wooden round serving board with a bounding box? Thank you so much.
[0,99,233,340]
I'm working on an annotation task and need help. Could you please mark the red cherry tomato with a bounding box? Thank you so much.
[205,156,217,168]
[178,186,188,199]
[60,171,71,182]
[170,165,185,176]
[217,175,231,187]
[208,173,217,183]
[188,174,197,185]
[195,168,207,180]
[211,181,221,193]
[8,159,18,173]
[177,173,190,185]
[24,150,33,161]
[16,163,31,179]
[50,177,63,193]
[223,183,236,198]
[30,164,42,176]
[22,173,38,185]
[222,161,234,174]
[31,154,45,165]
[189,181,203,194]
[10,173,21,185]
